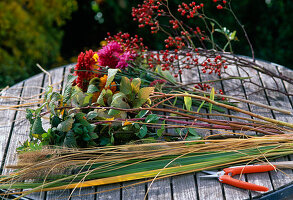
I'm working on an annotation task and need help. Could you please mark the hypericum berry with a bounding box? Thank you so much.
[217,5,223,9]
[223,0,227,4]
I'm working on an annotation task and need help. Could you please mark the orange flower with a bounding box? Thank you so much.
[92,75,117,103]
[99,75,117,93]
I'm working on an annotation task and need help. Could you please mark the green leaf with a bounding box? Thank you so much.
[106,69,119,87]
[75,113,90,127]
[57,117,74,132]
[156,65,176,83]
[63,74,77,103]
[186,135,201,141]
[87,84,99,93]
[71,86,85,106]
[86,111,99,120]
[136,110,149,118]
[97,89,106,106]
[100,137,110,146]
[137,125,147,138]
[82,93,93,106]
[108,109,120,116]
[145,114,160,123]
[209,88,215,113]
[184,93,192,111]
[97,89,113,106]
[131,78,141,94]
[157,122,165,137]
[44,86,53,101]
[188,128,200,137]
[197,94,206,113]
[89,129,98,139]
[229,30,237,40]
[111,92,130,109]
[32,116,45,135]
[63,130,77,147]
[26,108,34,124]
[120,76,132,95]
[51,115,61,128]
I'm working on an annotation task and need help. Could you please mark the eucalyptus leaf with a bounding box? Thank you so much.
[86,111,99,120]
[106,69,119,87]
[87,84,99,93]
[57,117,74,132]
[120,76,132,95]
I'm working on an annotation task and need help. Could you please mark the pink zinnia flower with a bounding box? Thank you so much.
[116,51,135,69]
[98,41,123,68]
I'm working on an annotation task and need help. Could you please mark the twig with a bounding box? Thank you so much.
[36,64,52,86]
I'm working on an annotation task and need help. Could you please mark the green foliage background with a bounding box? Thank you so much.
[0,0,77,87]
[1,0,292,88]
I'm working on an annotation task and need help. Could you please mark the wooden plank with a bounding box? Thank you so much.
[256,60,293,189]
[96,184,121,200]
[181,55,224,200]
[196,172,224,200]
[276,65,293,104]
[172,174,197,200]
[122,181,145,200]
[220,64,251,199]
[0,82,23,172]
[71,187,96,200]
[237,60,274,197]
[147,178,172,200]
[2,73,45,175]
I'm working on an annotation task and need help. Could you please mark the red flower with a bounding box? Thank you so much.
[73,50,99,91]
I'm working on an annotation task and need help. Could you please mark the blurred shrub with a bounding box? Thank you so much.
[0,0,77,87]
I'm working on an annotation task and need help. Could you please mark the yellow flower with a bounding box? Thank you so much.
[93,53,99,62]
[122,120,132,126]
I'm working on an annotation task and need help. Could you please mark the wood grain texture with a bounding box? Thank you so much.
[96,183,121,200]
[256,60,293,190]
[122,181,146,200]
[0,82,23,171]
[237,61,274,197]
[220,65,251,199]
[2,73,44,175]
[147,178,172,200]
[181,57,224,199]
[196,172,224,200]
[172,174,197,200]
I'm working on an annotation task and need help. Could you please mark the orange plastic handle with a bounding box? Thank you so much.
[223,165,276,176]
[219,175,269,192]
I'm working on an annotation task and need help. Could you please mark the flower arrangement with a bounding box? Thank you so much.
[1,0,293,198]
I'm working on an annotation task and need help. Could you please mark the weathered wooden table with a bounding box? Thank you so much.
[1,57,293,200]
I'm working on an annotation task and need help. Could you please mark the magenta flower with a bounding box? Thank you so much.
[117,51,135,69]
[98,41,123,68]
[98,41,135,69]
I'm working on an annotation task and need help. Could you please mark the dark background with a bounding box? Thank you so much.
[1,0,292,88]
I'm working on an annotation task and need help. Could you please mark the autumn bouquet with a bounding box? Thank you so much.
[1,0,293,198]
